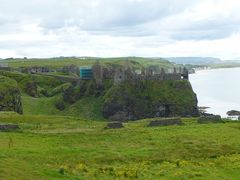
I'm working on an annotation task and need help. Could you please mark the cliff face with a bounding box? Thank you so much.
[103,80,199,121]
[0,76,23,114]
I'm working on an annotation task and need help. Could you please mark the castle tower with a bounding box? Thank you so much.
[161,68,165,74]
[114,68,125,85]
[173,67,177,74]
[182,67,189,80]
[123,60,134,80]
[92,60,103,86]
[124,60,131,71]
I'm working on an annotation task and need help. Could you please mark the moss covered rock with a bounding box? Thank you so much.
[103,80,199,121]
[0,76,23,114]
[0,70,38,97]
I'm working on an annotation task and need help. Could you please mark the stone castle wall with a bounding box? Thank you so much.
[90,61,189,85]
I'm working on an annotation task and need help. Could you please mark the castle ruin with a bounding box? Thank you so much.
[82,60,189,85]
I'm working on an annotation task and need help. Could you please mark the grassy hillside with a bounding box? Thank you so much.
[0,114,240,179]
[0,68,198,121]
[210,62,240,69]
[22,95,105,120]
[2,57,174,69]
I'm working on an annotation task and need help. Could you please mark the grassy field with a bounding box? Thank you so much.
[0,113,240,179]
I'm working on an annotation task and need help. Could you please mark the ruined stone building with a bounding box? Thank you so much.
[80,60,189,85]
[26,66,50,74]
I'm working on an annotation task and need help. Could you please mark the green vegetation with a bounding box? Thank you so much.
[210,62,240,69]
[103,80,198,120]
[0,76,22,114]
[2,57,174,69]
[0,113,240,179]
[1,58,239,179]
[22,95,104,120]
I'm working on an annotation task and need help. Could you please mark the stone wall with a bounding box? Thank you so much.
[85,61,189,84]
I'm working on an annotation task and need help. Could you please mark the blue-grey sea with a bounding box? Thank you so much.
[190,68,240,117]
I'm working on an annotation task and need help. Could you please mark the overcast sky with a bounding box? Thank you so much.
[0,0,240,59]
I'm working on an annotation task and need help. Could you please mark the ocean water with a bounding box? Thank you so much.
[189,68,240,117]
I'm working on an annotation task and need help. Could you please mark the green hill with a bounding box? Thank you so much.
[0,69,198,120]
[2,56,174,69]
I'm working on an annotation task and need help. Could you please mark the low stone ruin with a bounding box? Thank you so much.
[0,124,20,131]
[148,118,183,127]
[104,122,124,129]
[197,115,222,123]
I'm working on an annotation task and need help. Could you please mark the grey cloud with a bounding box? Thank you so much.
[0,0,240,58]
[0,0,195,35]
[170,18,240,40]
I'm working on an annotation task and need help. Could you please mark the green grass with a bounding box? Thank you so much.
[1,58,240,179]
[0,114,240,179]
[3,57,174,69]
[22,95,104,120]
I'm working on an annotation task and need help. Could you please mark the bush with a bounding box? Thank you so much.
[22,78,38,97]
[55,100,65,111]
[38,87,49,97]
[50,83,72,96]
[63,85,76,104]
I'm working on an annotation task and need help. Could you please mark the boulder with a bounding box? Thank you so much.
[227,110,240,116]
[198,115,222,124]
[148,118,183,127]
[0,124,20,131]
[104,122,124,129]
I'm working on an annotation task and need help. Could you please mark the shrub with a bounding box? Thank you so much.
[21,78,38,97]
[50,83,72,96]
[55,100,65,111]
[63,85,76,104]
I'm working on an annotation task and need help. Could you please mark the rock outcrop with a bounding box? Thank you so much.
[0,76,23,114]
[0,124,20,131]
[198,115,222,123]
[103,80,199,121]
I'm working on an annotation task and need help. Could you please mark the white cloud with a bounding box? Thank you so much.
[0,0,240,59]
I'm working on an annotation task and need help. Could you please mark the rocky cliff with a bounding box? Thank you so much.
[103,80,199,121]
